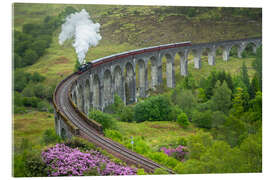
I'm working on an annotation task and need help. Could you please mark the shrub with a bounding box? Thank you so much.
[104,129,124,143]
[176,112,189,128]
[168,105,183,122]
[37,101,49,112]
[134,95,172,122]
[192,110,213,129]
[88,109,117,130]
[14,106,27,114]
[119,105,134,122]
[177,136,188,146]
[42,144,137,176]
[24,152,47,177]
[22,96,41,108]
[64,137,96,152]
[136,168,147,175]
[41,128,61,145]
[153,168,169,175]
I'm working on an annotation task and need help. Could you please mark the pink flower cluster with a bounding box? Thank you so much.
[42,144,137,176]
[160,145,188,161]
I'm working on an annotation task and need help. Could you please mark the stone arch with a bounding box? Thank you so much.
[125,62,136,104]
[149,56,158,89]
[163,53,175,88]
[191,48,203,69]
[84,79,90,114]
[137,59,147,97]
[177,50,188,76]
[104,69,113,106]
[77,84,84,112]
[205,46,216,66]
[113,65,124,101]
[93,74,100,109]
[61,128,67,140]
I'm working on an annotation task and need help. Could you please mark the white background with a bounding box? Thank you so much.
[1,0,268,180]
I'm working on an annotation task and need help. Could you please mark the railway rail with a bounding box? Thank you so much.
[54,71,175,174]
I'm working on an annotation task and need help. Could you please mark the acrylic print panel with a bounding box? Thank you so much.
[12,2,262,178]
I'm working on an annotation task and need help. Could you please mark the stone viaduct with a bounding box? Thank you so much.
[68,37,261,115]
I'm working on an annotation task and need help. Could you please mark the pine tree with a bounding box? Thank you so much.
[211,81,232,114]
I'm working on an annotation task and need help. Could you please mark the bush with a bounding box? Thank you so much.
[41,128,61,145]
[22,96,41,108]
[14,106,27,114]
[64,137,97,152]
[134,95,172,122]
[104,129,124,143]
[112,94,125,114]
[153,168,169,175]
[192,110,213,129]
[119,105,134,122]
[176,112,189,128]
[37,101,49,112]
[137,168,147,175]
[24,152,48,177]
[88,109,117,130]
[168,105,183,122]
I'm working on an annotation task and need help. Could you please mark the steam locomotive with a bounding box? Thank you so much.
[77,62,92,74]
[77,41,192,74]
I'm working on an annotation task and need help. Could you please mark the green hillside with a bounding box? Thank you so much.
[13,3,261,86]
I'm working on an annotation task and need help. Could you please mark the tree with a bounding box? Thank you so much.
[177,112,189,128]
[23,49,38,66]
[252,46,262,91]
[240,61,251,96]
[211,81,232,114]
[31,72,45,82]
[30,39,48,56]
[14,53,23,68]
[172,89,196,118]
[196,88,207,103]
[239,132,262,172]
[211,111,227,128]
[192,110,213,129]
[231,87,245,117]
[134,95,172,122]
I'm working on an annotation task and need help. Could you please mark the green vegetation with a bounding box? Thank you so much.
[134,95,173,122]
[88,109,117,130]
[103,46,262,173]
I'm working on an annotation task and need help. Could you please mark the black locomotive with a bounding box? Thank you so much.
[78,62,92,74]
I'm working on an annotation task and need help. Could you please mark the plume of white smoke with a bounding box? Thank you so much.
[59,9,102,64]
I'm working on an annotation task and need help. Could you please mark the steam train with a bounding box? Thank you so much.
[77,62,92,74]
[77,41,192,74]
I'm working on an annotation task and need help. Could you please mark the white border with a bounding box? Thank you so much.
[1,0,269,180]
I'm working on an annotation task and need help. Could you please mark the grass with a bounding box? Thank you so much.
[13,111,54,147]
[117,121,197,151]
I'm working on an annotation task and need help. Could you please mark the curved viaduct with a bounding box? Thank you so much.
[53,37,261,172]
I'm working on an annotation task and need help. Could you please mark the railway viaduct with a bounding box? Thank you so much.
[68,37,261,115]
[53,37,261,171]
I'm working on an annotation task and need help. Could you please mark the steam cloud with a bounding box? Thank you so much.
[59,9,102,64]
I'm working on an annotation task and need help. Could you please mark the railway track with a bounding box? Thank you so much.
[54,72,175,174]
